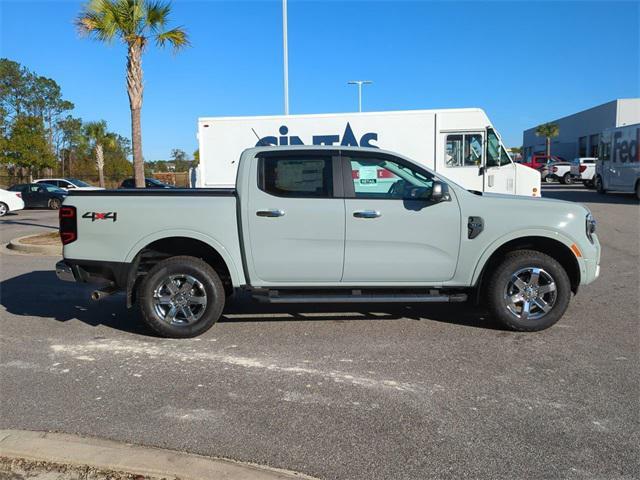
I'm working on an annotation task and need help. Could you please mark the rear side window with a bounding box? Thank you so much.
[259,156,333,198]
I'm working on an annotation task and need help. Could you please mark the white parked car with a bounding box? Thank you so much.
[0,188,25,217]
[570,157,597,188]
[545,162,574,184]
[34,178,103,191]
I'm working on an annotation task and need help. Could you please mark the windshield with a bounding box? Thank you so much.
[67,178,91,187]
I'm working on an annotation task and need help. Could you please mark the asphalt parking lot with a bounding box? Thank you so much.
[1,186,638,480]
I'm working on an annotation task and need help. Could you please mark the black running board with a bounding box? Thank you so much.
[252,291,468,304]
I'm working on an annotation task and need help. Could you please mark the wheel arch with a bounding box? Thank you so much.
[473,234,582,298]
[125,232,243,306]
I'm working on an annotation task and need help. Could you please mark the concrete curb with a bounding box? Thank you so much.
[0,430,317,480]
[6,233,62,256]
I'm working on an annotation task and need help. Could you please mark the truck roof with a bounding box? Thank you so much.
[198,108,485,123]
[241,144,407,157]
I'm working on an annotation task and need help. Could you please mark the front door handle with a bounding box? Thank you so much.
[353,210,381,219]
[256,209,285,217]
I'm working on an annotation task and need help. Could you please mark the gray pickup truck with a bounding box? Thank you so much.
[56,146,600,337]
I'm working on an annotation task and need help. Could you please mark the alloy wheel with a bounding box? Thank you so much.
[152,274,208,326]
[503,267,557,321]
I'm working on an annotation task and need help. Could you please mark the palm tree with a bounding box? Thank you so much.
[84,120,115,188]
[76,0,189,187]
[535,122,560,157]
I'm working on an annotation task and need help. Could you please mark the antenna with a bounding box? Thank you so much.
[251,128,265,146]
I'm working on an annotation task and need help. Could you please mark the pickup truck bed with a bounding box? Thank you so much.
[56,146,600,337]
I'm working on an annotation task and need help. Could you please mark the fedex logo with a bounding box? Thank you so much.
[257,122,379,148]
[613,128,640,163]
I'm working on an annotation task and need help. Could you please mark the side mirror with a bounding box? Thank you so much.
[431,181,445,202]
[478,165,485,176]
[66,185,75,189]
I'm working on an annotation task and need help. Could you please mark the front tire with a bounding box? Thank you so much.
[561,173,572,185]
[486,250,571,332]
[0,202,8,217]
[138,256,225,338]
[635,181,640,201]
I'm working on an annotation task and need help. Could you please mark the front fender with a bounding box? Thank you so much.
[125,228,245,287]
[470,228,585,286]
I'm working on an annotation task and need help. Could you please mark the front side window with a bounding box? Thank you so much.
[446,133,483,167]
[350,157,434,200]
[486,129,512,167]
[259,156,333,198]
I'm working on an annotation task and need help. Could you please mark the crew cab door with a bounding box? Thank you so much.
[245,152,345,284]
[484,127,516,194]
[341,152,461,283]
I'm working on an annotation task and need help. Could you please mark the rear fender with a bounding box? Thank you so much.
[125,229,244,287]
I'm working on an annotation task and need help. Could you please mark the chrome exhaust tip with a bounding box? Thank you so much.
[91,285,118,301]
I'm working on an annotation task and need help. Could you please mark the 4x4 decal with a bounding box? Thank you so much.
[82,211,117,222]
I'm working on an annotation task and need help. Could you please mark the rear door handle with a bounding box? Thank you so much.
[353,210,381,219]
[256,209,285,217]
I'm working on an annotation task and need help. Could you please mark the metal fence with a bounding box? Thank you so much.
[0,172,191,190]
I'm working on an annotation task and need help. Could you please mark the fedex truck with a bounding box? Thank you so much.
[196,109,540,196]
[596,123,640,199]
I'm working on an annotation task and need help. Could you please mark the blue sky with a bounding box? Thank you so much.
[1,0,638,160]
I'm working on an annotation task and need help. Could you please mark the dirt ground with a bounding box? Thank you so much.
[0,458,173,480]
[17,233,60,246]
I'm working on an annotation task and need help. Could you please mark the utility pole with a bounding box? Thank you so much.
[282,0,289,115]
[348,80,373,112]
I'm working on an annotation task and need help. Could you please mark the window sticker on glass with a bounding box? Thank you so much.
[359,166,378,185]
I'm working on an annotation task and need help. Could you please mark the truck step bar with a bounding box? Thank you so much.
[251,290,468,304]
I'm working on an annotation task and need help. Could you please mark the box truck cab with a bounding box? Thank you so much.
[596,123,640,199]
[196,109,540,197]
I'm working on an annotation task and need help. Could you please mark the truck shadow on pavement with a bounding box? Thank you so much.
[221,293,504,330]
[0,271,504,335]
[0,270,148,335]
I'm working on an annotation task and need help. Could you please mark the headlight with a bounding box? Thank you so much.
[586,213,597,243]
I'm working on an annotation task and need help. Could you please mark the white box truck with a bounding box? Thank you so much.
[196,109,540,196]
[595,123,640,199]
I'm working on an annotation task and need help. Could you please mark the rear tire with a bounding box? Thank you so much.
[486,250,571,332]
[595,175,606,194]
[138,256,225,338]
[0,202,8,217]
[48,198,61,210]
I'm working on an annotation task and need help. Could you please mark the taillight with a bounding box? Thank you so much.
[15,193,21,198]
[579,165,587,173]
[59,206,77,245]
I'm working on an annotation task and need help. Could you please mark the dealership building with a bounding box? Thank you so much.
[522,98,640,160]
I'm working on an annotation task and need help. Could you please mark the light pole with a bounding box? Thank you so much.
[282,0,289,115]
[348,80,372,112]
